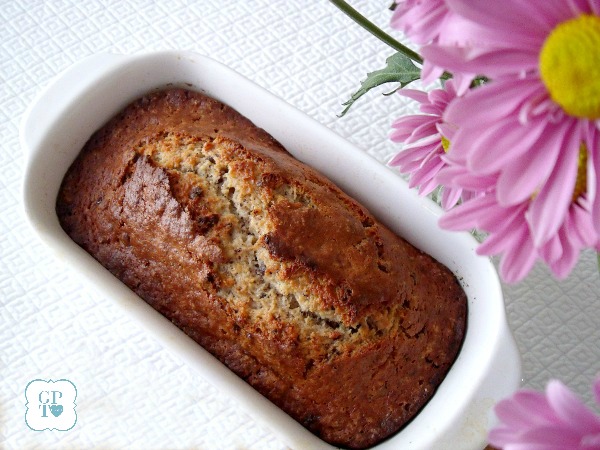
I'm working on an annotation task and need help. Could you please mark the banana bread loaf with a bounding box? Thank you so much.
[56,88,467,449]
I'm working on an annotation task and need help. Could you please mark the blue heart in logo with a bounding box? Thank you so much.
[49,404,63,417]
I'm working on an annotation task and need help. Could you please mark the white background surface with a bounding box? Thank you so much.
[1,1,599,448]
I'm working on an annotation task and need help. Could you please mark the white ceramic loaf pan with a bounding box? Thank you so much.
[21,51,521,449]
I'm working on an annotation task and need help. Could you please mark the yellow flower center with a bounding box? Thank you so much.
[539,14,600,119]
[573,143,588,201]
[441,135,450,153]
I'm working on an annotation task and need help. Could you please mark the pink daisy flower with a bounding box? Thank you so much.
[488,377,600,449]
[389,81,475,209]
[420,0,600,251]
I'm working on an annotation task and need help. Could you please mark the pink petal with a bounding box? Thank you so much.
[537,0,585,22]
[491,375,600,449]
[477,199,526,232]
[592,132,600,235]
[406,5,447,43]
[415,158,445,188]
[518,425,584,447]
[434,163,464,186]
[497,226,538,283]
[420,60,445,86]
[494,389,549,430]
[437,121,458,143]
[437,11,504,47]
[452,72,475,96]
[569,201,598,247]
[398,89,430,104]
[475,215,528,256]
[513,390,564,425]
[581,433,600,449]
[391,116,439,143]
[388,141,439,168]
[439,128,470,165]
[495,120,562,206]
[391,0,448,44]
[440,186,462,210]
[584,132,597,199]
[410,154,444,181]
[546,380,600,435]
[445,0,556,44]
[465,119,545,178]
[444,78,542,129]
[438,195,497,230]
[567,0,588,14]
[435,163,496,191]
[527,124,580,246]
[494,390,556,429]
[543,232,578,279]
[589,0,600,15]
[421,45,538,77]
[477,228,520,256]
[420,103,444,116]
[539,233,564,264]
[488,427,572,450]
[505,444,570,450]
[487,426,516,446]
[428,88,452,106]
[417,178,439,196]
[405,121,442,145]
[563,205,585,248]
[391,114,434,131]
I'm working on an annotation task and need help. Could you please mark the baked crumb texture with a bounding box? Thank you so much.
[56,89,467,449]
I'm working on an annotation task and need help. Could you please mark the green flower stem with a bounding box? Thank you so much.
[329,0,424,65]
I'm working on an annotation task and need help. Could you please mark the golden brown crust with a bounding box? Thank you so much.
[56,89,467,449]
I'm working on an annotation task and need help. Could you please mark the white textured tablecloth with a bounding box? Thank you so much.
[2,1,599,448]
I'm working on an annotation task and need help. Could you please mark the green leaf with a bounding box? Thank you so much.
[339,52,421,116]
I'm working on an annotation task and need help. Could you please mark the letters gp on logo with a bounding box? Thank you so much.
[25,379,77,431]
